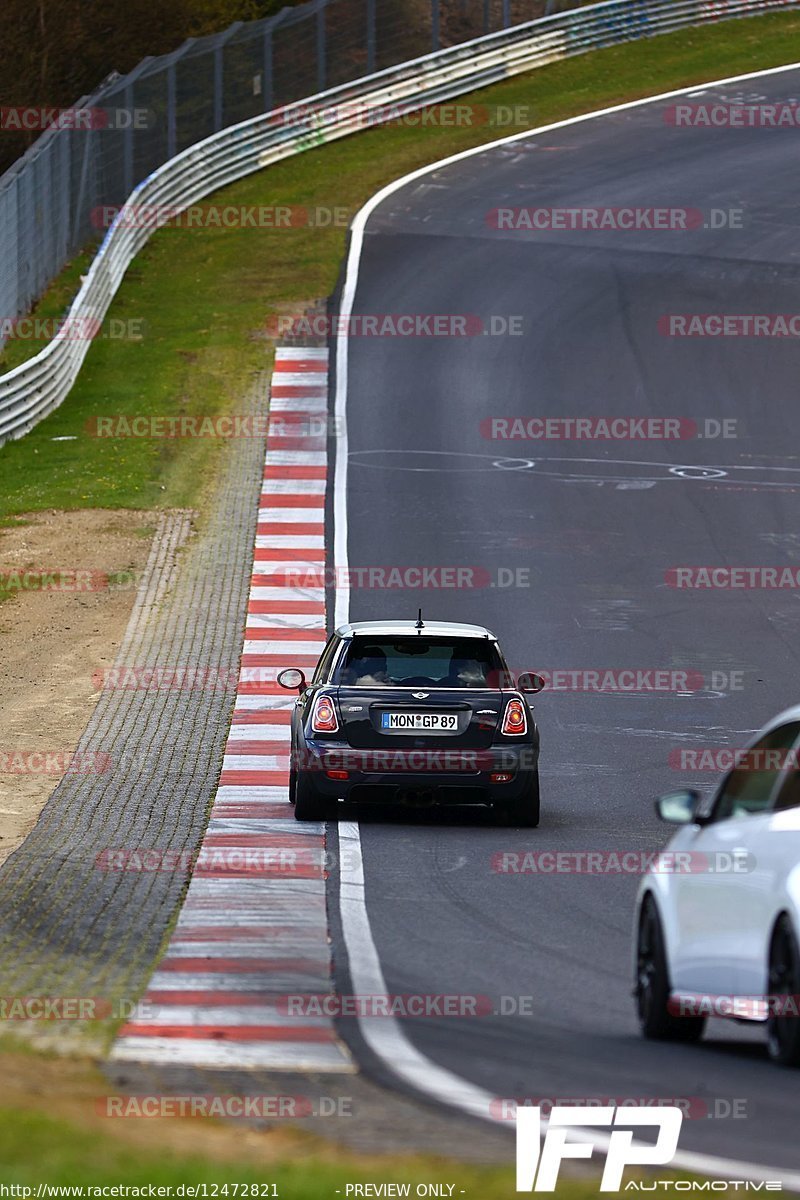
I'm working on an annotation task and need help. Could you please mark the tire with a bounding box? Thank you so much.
[636,896,706,1043]
[294,771,330,822]
[767,916,800,1067]
[504,770,540,829]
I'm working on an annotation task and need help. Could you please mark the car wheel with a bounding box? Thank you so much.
[767,915,800,1067]
[294,770,329,822]
[636,896,705,1043]
[288,759,297,805]
[504,770,540,829]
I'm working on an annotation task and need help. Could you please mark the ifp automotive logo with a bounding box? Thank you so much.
[515,1105,683,1191]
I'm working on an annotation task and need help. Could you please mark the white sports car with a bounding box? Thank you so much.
[634,706,800,1066]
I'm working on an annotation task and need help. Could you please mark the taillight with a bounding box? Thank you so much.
[311,693,339,733]
[501,697,527,736]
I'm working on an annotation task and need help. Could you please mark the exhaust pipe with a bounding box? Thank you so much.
[399,789,435,808]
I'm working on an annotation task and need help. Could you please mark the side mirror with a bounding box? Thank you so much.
[518,671,546,695]
[655,789,701,825]
[277,667,307,693]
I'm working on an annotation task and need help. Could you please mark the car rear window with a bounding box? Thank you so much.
[336,637,508,688]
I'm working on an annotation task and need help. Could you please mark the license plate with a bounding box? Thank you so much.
[381,711,458,732]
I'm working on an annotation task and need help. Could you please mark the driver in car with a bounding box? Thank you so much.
[342,645,391,687]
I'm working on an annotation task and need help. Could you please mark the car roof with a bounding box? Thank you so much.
[335,620,497,640]
[771,807,800,831]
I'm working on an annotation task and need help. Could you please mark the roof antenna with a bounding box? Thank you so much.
[415,607,424,632]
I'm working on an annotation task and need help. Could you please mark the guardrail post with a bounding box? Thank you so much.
[502,0,510,28]
[367,0,376,74]
[316,0,327,94]
[432,0,440,51]
[483,0,490,34]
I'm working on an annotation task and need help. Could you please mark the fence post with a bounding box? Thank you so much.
[263,22,274,111]
[367,0,376,74]
[163,41,194,156]
[123,83,134,197]
[432,0,440,51]
[316,0,327,93]
[261,8,291,113]
[167,63,177,158]
[58,129,70,263]
[214,43,224,131]
[72,125,94,248]
[214,23,244,133]
[110,56,154,199]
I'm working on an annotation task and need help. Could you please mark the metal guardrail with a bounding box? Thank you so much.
[1,0,798,444]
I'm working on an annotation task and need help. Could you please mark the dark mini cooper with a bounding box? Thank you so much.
[277,617,544,825]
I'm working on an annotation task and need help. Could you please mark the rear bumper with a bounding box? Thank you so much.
[298,738,538,804]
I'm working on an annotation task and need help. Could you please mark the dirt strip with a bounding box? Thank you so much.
[0,510,157,867]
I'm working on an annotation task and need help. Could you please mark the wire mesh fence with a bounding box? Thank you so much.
[0,0,597,347]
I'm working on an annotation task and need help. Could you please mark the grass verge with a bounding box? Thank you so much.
[0,1048,543,1195]
[0,1104,514,1193]
[1,13,800,521]
[0,1045,700,1196]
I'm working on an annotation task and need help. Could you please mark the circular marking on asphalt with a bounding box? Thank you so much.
[493,457,537,471]
[669,465,727,479]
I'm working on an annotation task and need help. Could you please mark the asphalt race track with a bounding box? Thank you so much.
[329,67,800,1173]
